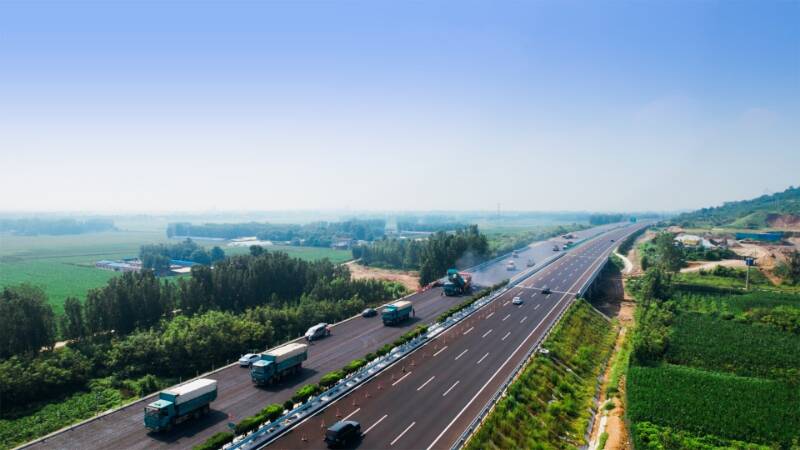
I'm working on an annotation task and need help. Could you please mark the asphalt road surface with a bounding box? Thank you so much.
[262,224,642,450]
[21,224,622,450]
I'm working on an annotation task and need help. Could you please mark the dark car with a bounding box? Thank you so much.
[542,286,552,295]
[361,308,377,318]
[324,420,361,448]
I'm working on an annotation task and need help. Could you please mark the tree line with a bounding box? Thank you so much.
[353,225,490,285]
[139,238,225,272]
[589,213,627,225]
[0,217,115,235]
[0,249,406,410]
[166,219,386,246]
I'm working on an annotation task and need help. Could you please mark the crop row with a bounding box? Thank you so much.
[665,313,800,381]
[627,364,800,446]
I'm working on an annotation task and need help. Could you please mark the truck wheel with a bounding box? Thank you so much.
[203,405,210,415]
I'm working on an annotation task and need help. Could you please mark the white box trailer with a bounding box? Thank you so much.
[163,378,217,405]
[266,342,308,363]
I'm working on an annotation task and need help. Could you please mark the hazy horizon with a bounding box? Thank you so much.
[2,1,798,213]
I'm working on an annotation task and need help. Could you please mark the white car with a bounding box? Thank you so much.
[239,353,261,367]
[512,296,523,305]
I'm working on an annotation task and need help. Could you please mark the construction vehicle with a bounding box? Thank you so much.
[144,378,217,432]
[443,269,472,296]
[250,342,308,386]
[382,300,414,325]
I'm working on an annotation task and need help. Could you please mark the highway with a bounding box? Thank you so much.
[21,225,615,450]
[262,224,641,450]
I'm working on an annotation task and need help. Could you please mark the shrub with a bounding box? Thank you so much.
[343,359,366,375]
[193,431,234,450]
[262,403,283,422]
[292,384,320,404]
[319,370,344,388]
[283,400,294,411]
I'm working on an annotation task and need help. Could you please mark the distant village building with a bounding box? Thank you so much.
[95,259,141,272]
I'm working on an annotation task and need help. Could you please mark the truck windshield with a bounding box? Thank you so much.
[145,406,161,416]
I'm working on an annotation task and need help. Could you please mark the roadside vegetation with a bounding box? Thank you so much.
[624,232,800,449]
[465,300,616,450]
[353,225,490,284]
[354,223,588,285]
[0,250,406,449]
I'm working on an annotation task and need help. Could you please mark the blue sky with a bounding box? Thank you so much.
[1,1,798,212]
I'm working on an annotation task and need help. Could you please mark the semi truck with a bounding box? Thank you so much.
[250,342,308,386]
[144,378,217,432]
[443,269,472,296]
[382,300,414,325]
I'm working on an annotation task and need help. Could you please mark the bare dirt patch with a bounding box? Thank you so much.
[345,261,420,291]
[680,259,746,273]
[766,213,800,231]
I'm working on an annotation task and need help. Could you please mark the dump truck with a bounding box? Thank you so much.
[250,342,308,386]
[382,300,414,325]
[144,378,217,432]
[443,269,472,296]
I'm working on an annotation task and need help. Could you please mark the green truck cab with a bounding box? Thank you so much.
[144,378,217,432]
[250,342,309,386]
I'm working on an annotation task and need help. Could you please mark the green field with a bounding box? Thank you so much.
[0,231,351,314]
[665,313,800,380]
[628,364,800,446]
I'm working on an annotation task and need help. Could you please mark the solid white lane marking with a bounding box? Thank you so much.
[477,352,489,364]
[502,314,511,321]
[390,421,415,446]
[463,326,474,335]
[417,376,436,391]
[392,371,412,386]
[455,349,469,360]
[520,316,528,323]
[343,407,360,421]
[442,380,460,397]
[433,346,448,357]
[364,414,388,435]
[501,331,511,341]
[482,329,493,338]
[486,312,494,319]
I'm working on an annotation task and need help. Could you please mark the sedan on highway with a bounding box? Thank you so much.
[238,353,260,367]
[512,296,523,305]
[361,308,377,318]
[541,287,552,295]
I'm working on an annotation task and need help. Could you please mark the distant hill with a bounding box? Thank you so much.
[672,186,800,230]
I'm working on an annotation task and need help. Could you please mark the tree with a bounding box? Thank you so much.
[210,246,225,262]
[653,232,684,272]
[249,245,264,257]
[60,297,85,340]
[0,285,56,358]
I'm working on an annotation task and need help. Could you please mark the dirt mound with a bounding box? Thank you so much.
[766,213,800,230]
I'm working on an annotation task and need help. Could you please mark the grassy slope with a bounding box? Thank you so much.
[465,300,615,450]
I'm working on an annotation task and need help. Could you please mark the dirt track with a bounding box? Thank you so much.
[345,261,420,291]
